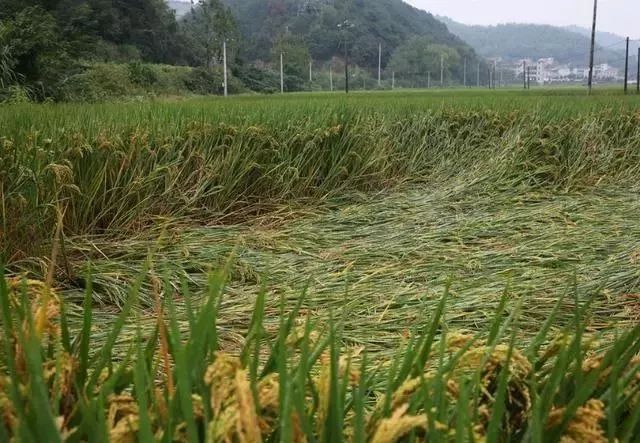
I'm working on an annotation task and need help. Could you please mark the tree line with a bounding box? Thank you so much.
[0,0,486,101]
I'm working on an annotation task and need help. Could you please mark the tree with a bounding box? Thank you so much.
[0,0,190,100]
[271,33,310,81]
[388,37,462,86]
[181,0,239,69]
[0,6,72,99]
[221,0,476,71]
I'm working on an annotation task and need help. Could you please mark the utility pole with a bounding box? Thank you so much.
[588,0,598,95]
[476,62,480,87]
[440,54,444,87]
[223,40,228,97]
[523,61,527,89]
[378,43,382,87]
[463,57,467,87]
[500,67,503,88]
[338,20,354,94]
[392,71,395,89]
[309,60,313,83]
[488,68,492,89]
[493,60,497,89]
[624,37,629,94]
[330,65,334,91]
[280,52,284,93]
[527,67,531,89]
[345,41,349,93]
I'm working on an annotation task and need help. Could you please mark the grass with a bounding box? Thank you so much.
[1,89,640,441]
[1,269,639,442]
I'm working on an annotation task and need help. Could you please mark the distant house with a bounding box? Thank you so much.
[594,64,620,81]
[510,58,603,85]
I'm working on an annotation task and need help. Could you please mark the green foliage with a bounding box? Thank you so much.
[92,41,142,64]
[0,36,18,89]
[180,0,240,68]
[0,270,638,441]
[0,6,73,100]
[388,38,462,87]
[1,90,640,260]
[233,65,280,93]
[61,63,135,102]
[0,85,33,104]
[57,63,246,101]
[271,33,311,81]
[1,88,640,442]
[128,62,159,87]
[223,0,478,72]
[183,66,245,95]
[0,0,189,100]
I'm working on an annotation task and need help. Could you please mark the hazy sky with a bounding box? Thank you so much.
[406,0,639,39]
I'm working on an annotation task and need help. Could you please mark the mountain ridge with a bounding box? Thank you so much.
[437,16,628,67]
[221,0,479,70]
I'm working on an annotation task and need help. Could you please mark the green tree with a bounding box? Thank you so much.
[271,33,310,81]
[0,6,71,99]
[388,37,462,86]
[181,0,239,69]
[0,0,190,100]
[222,0,477,71]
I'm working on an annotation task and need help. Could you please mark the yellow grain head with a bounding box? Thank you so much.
[107,394,140,443]
[458,344,532,433]
[234,369,262,443]
[0,376,18,434]
[547,399,606,443]
[6,277,61,339]
[204,352,242,416]
[370,404,428,443]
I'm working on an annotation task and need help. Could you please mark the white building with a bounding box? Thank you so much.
[594,64,619,80]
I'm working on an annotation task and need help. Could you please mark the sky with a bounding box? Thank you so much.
[406,0,639,39]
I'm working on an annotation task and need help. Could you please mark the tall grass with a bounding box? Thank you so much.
[0,269,638,442]
[2,93,640,262]
[1,91,640,441]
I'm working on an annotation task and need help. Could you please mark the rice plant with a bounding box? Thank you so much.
[1,90,639,442]
[0,269,638,442]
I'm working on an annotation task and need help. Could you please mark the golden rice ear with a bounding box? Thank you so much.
[42,351,77,402]
[547,399,607,443]
[0,376,18,434]
[454,344,533,434]
[204,352,242,416]
[235,369,262,443]
[314,353,331,438]
[107,394,140,443]
[109,415,140,443]
[369,404,429,443]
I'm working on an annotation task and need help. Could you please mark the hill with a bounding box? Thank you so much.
[219,0,480,70]
[564,26,626,51]
[565,25,640,55]
[439,17,626,67]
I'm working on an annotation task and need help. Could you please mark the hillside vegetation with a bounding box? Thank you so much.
[221,0,479,70]
[439,17,626,66]
[1,0,487,101]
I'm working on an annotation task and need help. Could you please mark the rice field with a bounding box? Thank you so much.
[1,89,640,442]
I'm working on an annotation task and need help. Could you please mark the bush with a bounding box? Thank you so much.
[128,61,158,87]
[61,64,137,102]
[0,85,32,104]
[92,40,142,63]
[234,65,280,93]
[183,66,245,95]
